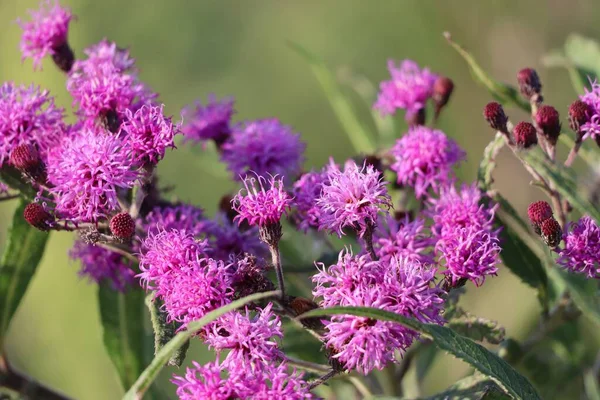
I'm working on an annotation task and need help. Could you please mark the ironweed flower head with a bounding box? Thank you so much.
[232,174,291,227]
[374,60,438,120]
[578,80,600,141]
[541,217,562,248]
[390,126,465,198]
[46,127,140,223]
[373,215,435,265]
[23,202,54,231]
[0,83,65,167]
[527,200,553,233]
[221,118,305,181]
[317,159,391,238]
[291,170,327,232]
[204,304,283,372]
[17,0,72,70]
[120,104,179,166]
[181,95,234,145]
[535,105,561,145]
[203,213,267,261]
[513,122,538,149]
[70,241,135,291]
[141,203,206,237]
[558,216,600,278]
[483,102,509,133]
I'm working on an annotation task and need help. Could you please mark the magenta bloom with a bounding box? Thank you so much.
[374,60,438,119]
[436,226,501,286]
[141,203,206,237]
[182,95,235,144]
[69,241,135,292]
[80,39,136,72]
[172,361,241,400]
[558,216,600,278]
[204,213,267,261]
[317,160,391,237]
[373,216,434,265]
[0,83,65,167]
[205,304,282,372]
[248,363,312,400]
[232,175,292,227]
[292,170,327,232]
[221,118,305,181]
[579,80,600,141]
[390,126,465,198]
[120,104,179,166]
[46,128,139,222]
[0,182,8,194]
[313,250,444,374]
[17,0,72,70]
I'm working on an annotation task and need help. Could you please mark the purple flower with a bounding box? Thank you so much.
[558,216,600,278]
[17,0,72,70]
[390,126,465,198]
[120,104,179,166]
[67,40,156,124]
[313,250,444,374]
[0,181,8,194]
[172,360,242,400]
[69,240,135,291]
[436,226,501,286]
[181,95,235,144]
[374,60,438,119]
[317,160,391,238]
[292,170,327,232]
[0,83,65,167]
[232,175,292,227]
[205,304,282,372]
[139,229,232,326]
[579,80,600,141]
[373,216,434,265]
[248,363,313,400]
[221,118,305,181]
[141,203,206,237]
[204,213,267,261]
[46,128,139,223]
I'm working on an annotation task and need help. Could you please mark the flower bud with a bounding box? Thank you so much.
[541,217,562,247]
[568,100,591,138]
[109,212,136,240]
[527,200,553,235]
[23,203,54,231]
[517,68,542,101]
[513,122,538,149]
[483,102,508,133]
[433,76,454,113]
[535,105,561,145]
[9,143,46,182]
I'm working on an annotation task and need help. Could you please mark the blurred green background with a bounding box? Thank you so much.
[1,1,600,399]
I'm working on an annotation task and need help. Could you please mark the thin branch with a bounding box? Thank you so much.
[308,370,337,391]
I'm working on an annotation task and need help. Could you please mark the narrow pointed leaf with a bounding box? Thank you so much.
[0,200,49,350]
[99,284,148,391]
[288,41,377,153]
[445,33,530,112]
[123,290,280,400]
[299,306,541,400]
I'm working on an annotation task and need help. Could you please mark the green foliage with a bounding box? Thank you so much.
[444,33,530,112]
[98,284,150,392]
[289,41,377,154]
[300,306,541,400]
[0,201,49,351]
[145,294,189,367]
[0,169,37,201]
[422,374,509,400]
[447,314,505,345]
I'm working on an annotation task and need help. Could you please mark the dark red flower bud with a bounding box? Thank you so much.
[517,68,542,100]
[109,212,136,240]
[535,105,561,145]
[483,102,508,133]
[513,122,538,149]
[541,218,562,247]
[10,143,41,171]
[23,203,54,231]
[568,100,591,137]
[433,76,454,109]
[527,201,553,228]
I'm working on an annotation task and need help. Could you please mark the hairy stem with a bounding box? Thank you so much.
[269,244,286,300]
[564,137,582,168]
[308,370,338,391]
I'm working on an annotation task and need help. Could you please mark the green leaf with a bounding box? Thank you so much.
[299,306,541,400]
[477,134,506,191]
[99,284,148,391]
[145,294,189,367]
[288,41,377,154]
[421,374,509,400]
[0,200,49,350]
[448,315,505,345]
[0,168,37,200]
[444,32,530,112]
[123,290,280,400]
[523,149,600,223]
[542,50,588,95]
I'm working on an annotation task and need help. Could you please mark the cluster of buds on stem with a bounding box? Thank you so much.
[527,201,562,247]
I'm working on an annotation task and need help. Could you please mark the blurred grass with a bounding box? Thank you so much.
[1,0,600,398]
